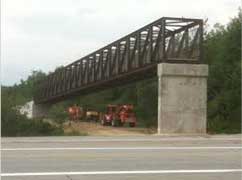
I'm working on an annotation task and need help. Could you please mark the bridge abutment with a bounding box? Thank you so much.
[32,103,51,118]
[157,63,208,134]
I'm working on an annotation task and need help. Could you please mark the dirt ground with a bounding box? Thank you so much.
[63,121,156,136]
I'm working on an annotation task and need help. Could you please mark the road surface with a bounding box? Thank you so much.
[1,135,242,180]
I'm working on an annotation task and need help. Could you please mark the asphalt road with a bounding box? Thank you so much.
[1,135,242,180]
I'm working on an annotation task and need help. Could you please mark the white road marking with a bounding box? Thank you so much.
[2,169,242,177]
[1,146,242,151]
[2,138,241,143]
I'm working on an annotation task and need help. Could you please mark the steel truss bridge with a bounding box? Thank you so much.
[34,17,203,104]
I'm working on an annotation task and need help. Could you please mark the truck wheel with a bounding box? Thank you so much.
[129,122,135,127]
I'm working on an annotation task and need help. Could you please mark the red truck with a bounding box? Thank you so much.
[68,104,81,121]
[100,104,137,127]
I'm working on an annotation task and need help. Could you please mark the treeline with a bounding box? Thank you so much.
[1,10,241,136]
[205,11,241,133]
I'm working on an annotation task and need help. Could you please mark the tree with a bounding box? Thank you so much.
[205,9,241,133]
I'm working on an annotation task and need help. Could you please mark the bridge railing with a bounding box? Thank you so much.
[34,17,203,104]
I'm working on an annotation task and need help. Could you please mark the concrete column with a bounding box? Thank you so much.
[157,63,208,134]
[32,103,51,118]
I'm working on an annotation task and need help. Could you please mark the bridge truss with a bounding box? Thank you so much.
[34,17,203,104]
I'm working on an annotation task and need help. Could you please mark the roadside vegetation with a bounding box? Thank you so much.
[205,11,241,133]
[1,10,241,136]
[1,92,64,136]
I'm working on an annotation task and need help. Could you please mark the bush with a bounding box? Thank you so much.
[1,96,64,136]
[49,102,68,124]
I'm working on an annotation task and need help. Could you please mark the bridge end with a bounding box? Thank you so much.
[157,63,208,134]
[32,103,51,118]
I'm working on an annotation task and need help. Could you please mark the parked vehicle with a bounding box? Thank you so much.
[68,104,82,121]
[101,104,137,127]
[85,108,99,122]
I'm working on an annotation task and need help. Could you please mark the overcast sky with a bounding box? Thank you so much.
[1,0,240,86]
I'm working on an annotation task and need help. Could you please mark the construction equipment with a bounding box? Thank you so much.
[85,108,99,122]
[101,104,137,127]
[68,104,81,121]
[67,104,100,122]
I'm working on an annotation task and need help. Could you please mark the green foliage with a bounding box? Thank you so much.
[1,70,64,136]
[49,102,68,124]
[2,70,46,106]
[205,10,241,133]
[1,95,64,136]
[136,78,158,127]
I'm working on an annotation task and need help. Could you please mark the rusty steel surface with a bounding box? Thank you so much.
[34,17,204,104]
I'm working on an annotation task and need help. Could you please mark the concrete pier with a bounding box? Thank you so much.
[157,63,208,134]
